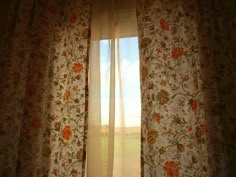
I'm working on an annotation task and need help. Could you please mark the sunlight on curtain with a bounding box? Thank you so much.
[87,0,140,177]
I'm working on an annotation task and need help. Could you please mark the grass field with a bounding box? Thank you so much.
[101,134,140,177]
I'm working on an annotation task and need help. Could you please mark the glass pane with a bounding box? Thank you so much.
[100,37,141,177]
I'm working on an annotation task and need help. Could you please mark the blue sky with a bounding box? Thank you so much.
[100,37,141,127]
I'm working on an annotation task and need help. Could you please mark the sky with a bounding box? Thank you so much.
[100,37,141,127]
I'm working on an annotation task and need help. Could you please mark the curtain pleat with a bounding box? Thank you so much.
[198,1,236,175]
[136,0,236,177]
[0,0,91,176]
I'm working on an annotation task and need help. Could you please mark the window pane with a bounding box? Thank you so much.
[100,37,141,177]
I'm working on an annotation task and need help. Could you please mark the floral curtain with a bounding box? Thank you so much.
[1,0,235,177]
[0,0,91,176]
[136,0,236,177]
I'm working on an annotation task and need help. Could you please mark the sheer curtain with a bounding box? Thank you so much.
[87,0,140,177]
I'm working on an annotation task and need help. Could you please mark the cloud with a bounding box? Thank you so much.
[99,37,141,127]
[100,57,141,127]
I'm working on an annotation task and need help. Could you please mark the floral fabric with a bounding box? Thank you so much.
[136,0,236,177]
[0,0,91,176]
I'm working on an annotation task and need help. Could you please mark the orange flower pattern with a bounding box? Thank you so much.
[171,47,184,60]
[72,63,84,73]
[62,126,72,140]
[163,161,179,177]
[190,99,197,112]
[177,144,184,152]
[136,0,229,176]
[0,0,91,176]
[160,19,169,31]
[154,114,161,123]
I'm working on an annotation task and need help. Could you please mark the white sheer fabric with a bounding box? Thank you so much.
[87,0,140,177]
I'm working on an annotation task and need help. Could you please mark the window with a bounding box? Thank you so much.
[100,37,141,177]
[87,1,139,176]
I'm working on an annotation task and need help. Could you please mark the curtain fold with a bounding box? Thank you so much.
[198,1,236,175]
[0,0,91,176]
[136,0,236,177]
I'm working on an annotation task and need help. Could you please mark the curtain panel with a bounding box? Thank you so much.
[136,0,236,177]
[0,0,91,176]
